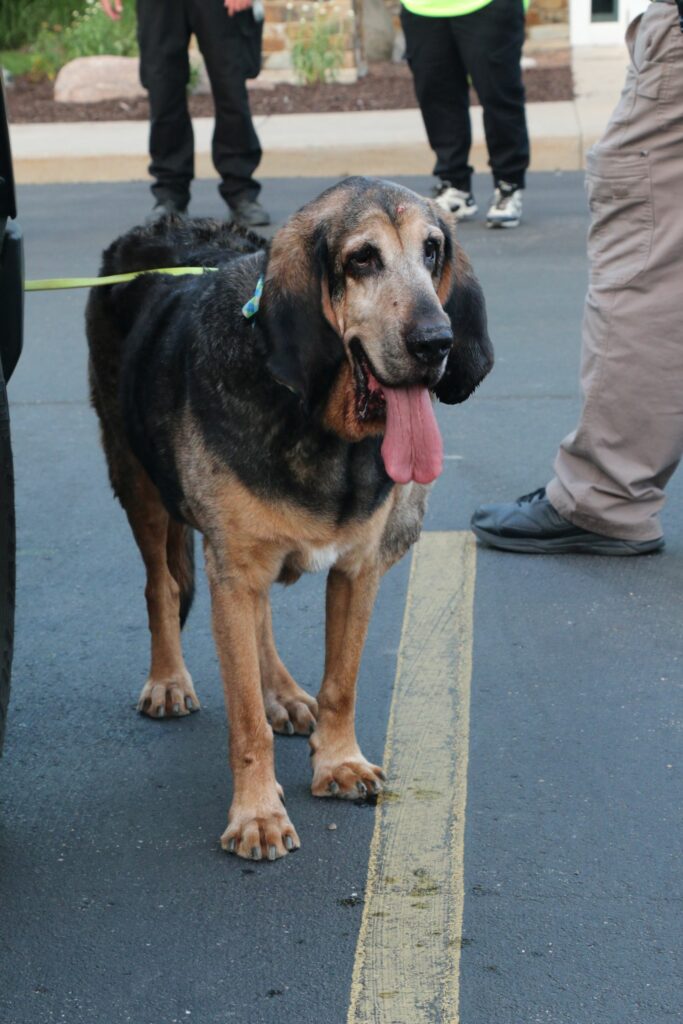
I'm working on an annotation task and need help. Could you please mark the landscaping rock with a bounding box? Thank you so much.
[362,0,396,62]
[9,60,574,123]
[54,56,144,103]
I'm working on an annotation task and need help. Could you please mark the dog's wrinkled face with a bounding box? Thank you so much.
[330,204,454,398]
[262,177,493,484]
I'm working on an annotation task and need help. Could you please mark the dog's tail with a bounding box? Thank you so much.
[167,522,195,628]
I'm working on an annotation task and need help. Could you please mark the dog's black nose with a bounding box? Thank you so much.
[406,325,454,366]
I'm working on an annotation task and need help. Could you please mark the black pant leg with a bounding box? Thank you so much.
[453,0,529,189]
[400,7,473,192]
[189,0,263,204]
[136,0,193,203]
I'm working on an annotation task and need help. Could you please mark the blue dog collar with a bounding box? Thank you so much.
[242,275,264,319]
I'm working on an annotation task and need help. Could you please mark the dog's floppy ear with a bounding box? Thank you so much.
[260,215,344,411]
[432,213,494,405]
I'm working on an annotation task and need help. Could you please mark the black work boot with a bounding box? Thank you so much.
[146,194,189,224]
[228,193,271,228]
[471,488,664,555]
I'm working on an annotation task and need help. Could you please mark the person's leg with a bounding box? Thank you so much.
[472,5,683,552]
[546,5,683,542]
[453,0,529,191]
[454,0,528,190]
[136,0,193,207]
[400,7,474,194]
[189,0,263,212]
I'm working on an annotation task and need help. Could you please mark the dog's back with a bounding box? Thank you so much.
[98,215,265,280]
[86,216,266,488]
[87,216,265,366]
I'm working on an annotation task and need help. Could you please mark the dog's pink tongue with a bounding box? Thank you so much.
[380,386,443,485]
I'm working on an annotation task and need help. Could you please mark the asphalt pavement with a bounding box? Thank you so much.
[1,173,681,1024]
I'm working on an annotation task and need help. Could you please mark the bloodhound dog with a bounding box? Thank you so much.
[86,176,492,861]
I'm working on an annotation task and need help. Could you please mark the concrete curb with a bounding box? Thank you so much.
[9,47,628,185]
[9,103,590,184]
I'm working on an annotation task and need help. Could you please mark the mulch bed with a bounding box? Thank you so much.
[6,60,573,123]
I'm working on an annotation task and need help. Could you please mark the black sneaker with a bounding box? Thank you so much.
[146,195,188,224]
[471,488,664,555]
[228,194,271,228]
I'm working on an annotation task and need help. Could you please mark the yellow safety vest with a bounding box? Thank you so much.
[402,0,528,19]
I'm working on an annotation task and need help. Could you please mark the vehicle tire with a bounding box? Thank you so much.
[0,356,15,757]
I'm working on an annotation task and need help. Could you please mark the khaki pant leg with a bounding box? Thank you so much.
[546,4,683,542]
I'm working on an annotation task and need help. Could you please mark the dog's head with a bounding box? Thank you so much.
[261,177,493,484]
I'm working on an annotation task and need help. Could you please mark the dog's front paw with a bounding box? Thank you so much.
[221,799,300,861]
[310,742,385,800]
[137,671,200,718]
[264,681,318,737]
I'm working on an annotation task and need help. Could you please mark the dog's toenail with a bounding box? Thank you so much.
[156,706,165,718]
[309,722,316,734]
[284,836,294,851]
[173,703,181,715]
[356,782,367,797]
[227,838,236,853]
[329,781,339,795]
[251,846,262,861]
[185,697,194,710]
[285,721,294,735]
[268,845,277,861]
[378,769,387,781]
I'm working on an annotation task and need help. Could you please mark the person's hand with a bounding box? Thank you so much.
[101,0,123,20]
[224,0,253,15]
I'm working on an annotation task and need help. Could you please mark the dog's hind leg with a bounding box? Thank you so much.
[167,518,196,629]
[257,594,318,736]
[124,468,200,718]
[309,564,385,799]
[87,307,198,718]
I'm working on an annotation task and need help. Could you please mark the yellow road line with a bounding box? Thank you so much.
[347,531,476,1024]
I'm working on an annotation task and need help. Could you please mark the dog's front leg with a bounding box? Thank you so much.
[204,543,299,861]
[310,563,385,800]
[257,594,318,736]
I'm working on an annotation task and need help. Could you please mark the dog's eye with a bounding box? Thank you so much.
[347,245,380,275]
[424,239,439,269]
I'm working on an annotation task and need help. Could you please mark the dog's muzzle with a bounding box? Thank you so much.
[405,324,454,368]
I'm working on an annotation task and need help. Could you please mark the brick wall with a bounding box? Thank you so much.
[378,0,570,46]
[261,0,568,73]
[262,0,361,71]
[527,0,569,26]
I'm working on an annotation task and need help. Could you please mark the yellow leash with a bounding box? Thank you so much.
[24,266,218,292]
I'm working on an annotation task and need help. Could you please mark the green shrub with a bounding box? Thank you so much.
[289,4,346,86]
[0,50,34,78]
[0,1,88,50]
[29,0,138,79]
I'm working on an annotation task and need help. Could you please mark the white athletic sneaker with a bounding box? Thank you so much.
[486,182,523,228]
[432,180,478,221]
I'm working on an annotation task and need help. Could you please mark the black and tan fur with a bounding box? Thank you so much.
[86,177,492,861]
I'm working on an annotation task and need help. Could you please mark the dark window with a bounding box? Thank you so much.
[591,0,619,22]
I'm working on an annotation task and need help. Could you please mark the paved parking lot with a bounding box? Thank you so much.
[1,173,681,1023]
